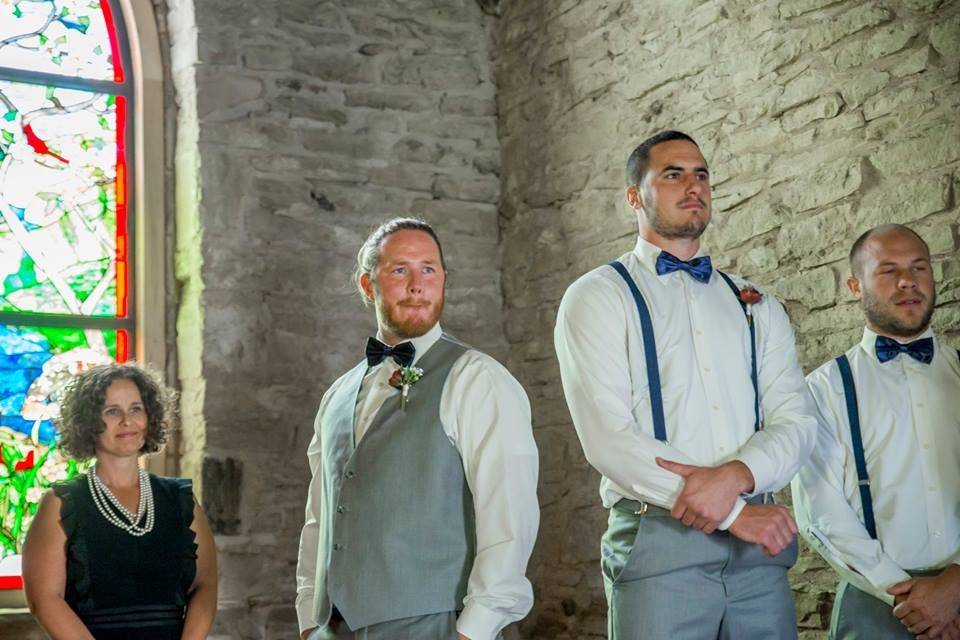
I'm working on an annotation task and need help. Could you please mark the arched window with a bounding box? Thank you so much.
[0,0,133,592]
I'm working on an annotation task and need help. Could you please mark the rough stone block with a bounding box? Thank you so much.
[782,94,844,131]
[863,86,933,121]
[196,73,264,118]
[807,3,892,51]
[782,157,861,213]
[740,244,780,274]
[776,203,853,267]
[930,14,960,60]
[242,44,294,71]
[381,54,482,90]
[857,176,949,227]
[292,50,378,84]
[711,199,783,250]
[833,23,918,69]
[871,122,960,175]
[770,266,837,309]
[839,69,889,107]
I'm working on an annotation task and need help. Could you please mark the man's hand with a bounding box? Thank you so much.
[301,629,316,640]
[919,614,960,640]
[726,503,797,556]
[656,458,755,532]
[889,566,960,636]
[458,634,470,640]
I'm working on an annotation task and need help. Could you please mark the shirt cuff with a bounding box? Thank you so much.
[457,601,505,640]
[718,496,747,531]
[296,591,317,634]
[734,450,771,497]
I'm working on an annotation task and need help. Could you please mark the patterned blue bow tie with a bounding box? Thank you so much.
[365,337,416,367]
[655,251,713,283]
[875,336,934,364]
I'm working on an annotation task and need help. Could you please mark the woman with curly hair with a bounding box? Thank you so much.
[21,363,217,639]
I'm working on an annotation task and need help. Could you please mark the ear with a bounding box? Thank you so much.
[626,185,642,210]
[359,273,375,302]
[847,275,862,299]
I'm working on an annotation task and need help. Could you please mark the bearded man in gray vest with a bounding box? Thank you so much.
[792,224,960,639]
[295,218,539,640]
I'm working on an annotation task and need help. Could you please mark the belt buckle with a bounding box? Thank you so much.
[633,502,648,516]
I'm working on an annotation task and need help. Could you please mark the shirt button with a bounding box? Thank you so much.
[333,543,343,550]
[337,505,346,514]
[695,329,703,335]
[703,367,711,373]
[345,470,355,479]
[712,405,720,411]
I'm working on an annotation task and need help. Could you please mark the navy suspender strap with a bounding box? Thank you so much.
[608,261,668,442]
[717,272,761,433]
[835,354,878,540]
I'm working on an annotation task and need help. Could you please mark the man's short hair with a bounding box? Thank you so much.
[849,223,930,278]
[625,130,700,187]
[354,217,446,300]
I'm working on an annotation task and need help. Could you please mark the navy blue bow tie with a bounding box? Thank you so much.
[365,338,416,367]
[655,251,713,283]
[875,336,934,364]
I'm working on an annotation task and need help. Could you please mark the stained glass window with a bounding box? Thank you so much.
[0,0,132,590]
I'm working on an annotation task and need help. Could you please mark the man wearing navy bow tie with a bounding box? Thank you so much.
[555,130,818,638]
[793,224,960,639]
[295,218,539,640]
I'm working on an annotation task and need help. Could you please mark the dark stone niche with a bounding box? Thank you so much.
[202,457,242,535]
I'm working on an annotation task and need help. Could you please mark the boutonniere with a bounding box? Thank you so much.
[739,286,762,323]
[389,366,424,410]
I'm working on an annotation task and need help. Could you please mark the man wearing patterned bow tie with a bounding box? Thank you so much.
[554,130,818,638]
[792,224,960,640]
[295,218,539,640]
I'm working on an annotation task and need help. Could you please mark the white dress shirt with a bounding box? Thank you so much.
[792,327,960,605]
[554,236,817,527]
[296,323,539,640]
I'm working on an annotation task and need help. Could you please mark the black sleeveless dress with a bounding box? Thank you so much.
[53,474,198,640]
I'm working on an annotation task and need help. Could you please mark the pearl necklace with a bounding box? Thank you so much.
[88,466,155,536]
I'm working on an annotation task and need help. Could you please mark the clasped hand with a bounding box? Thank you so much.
[656,458,797,556]
[888,566,960,639]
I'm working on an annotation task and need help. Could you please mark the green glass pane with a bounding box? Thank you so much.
[0,80,118,317]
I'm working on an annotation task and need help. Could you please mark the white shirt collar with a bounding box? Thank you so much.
[631,236,707,277]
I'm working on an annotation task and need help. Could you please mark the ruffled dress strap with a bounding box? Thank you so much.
[152,475,199,597]
[52,475,94,612]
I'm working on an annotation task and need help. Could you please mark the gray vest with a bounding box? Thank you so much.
[314,334,476,630]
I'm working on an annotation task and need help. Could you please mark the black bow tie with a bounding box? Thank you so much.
[875,336,934,364]
[365,337,416,367]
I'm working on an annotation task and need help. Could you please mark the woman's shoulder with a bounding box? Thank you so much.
[51,473,89,501]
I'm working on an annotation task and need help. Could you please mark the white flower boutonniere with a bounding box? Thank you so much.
[389,366,424,410]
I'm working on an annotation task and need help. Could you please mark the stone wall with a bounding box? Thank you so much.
[166,0,503,637]
[495,1,960,638]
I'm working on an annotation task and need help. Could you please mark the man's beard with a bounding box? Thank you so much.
[645,202,709,240]
[861,288,935,338]
[377,295,445,340]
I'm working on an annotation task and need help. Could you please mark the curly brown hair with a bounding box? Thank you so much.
[56,363,177,460]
